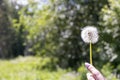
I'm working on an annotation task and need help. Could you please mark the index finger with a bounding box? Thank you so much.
[85,63,105,80]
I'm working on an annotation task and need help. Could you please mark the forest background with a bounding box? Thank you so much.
[0,0,119,79]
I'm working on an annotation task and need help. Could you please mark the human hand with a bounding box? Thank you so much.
[85,62,106,80]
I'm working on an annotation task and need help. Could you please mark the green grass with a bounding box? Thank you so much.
[0,56,80,80]
[0,56,118,80]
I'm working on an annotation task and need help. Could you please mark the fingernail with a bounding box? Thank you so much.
[85,62,90,68]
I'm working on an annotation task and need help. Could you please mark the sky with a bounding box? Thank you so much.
[10,0,49,9]
[11,0,48,5]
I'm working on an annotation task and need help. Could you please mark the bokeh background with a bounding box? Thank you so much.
[0,0,120,79]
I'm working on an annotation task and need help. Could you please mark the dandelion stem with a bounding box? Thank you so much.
[90,41,93,65]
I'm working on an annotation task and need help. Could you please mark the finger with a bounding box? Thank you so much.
[86,73,95,80]
[85,62,105,80]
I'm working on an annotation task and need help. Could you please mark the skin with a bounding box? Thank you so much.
[85,63,106,80]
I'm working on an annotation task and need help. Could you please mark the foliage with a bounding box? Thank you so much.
[13,0,110,69]
[46,0,109,69]
[78,64,87,80]
[100,0,120,69]
[13,0,58,56]
[101,63,118,80]
[0,0,16,58]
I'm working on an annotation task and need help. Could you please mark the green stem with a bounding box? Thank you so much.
[90,41,93,65]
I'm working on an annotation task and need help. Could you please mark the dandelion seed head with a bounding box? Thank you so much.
[81,26,99,44]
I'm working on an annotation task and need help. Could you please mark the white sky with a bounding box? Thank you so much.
[10,0,49,10]
[11,0,48,5]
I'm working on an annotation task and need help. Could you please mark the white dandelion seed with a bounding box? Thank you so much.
[81,26,99,44]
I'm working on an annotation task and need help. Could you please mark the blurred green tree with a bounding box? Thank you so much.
[0,0,26,58]
[50,0,108,69]
[15,0,110,69]
[13,0,57,56]
[100,0,120,73]
[0,0,19,58]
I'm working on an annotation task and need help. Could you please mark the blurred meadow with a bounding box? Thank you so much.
[0,0,120,79]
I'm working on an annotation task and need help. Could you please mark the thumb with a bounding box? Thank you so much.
[85,62,105,80]
[86,73,95,80]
